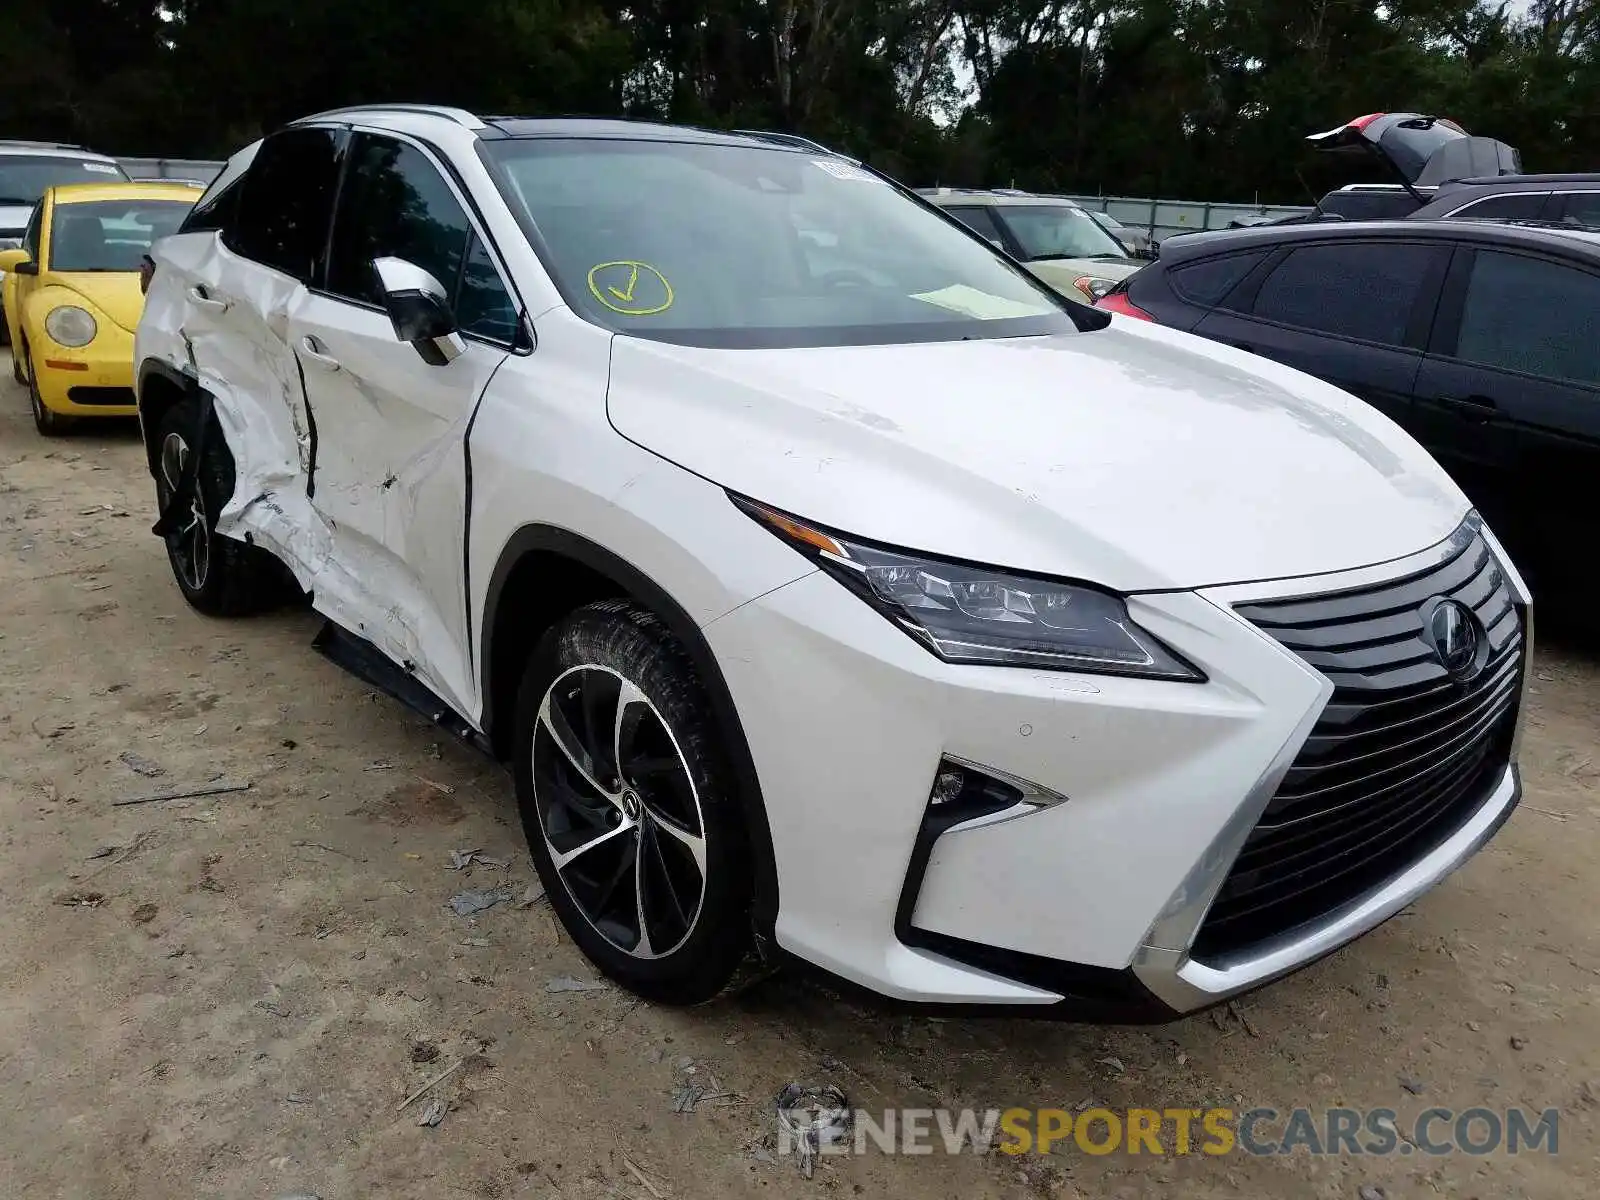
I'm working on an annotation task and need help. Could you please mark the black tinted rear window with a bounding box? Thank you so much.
[229,127,344,283]
[1447,193,1549,221]
[1170,252,1267,306]
[1556,192,1600,228]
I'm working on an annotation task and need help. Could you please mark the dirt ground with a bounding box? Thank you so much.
[0,351,1595,1200]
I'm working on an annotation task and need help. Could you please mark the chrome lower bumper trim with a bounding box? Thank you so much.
[1133,762,1521,1013]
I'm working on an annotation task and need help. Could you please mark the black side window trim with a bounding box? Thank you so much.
[320,125,528,353]
[315,127,355,292]
[1426,246,1474,357]
[1215,245,1285,312]
[1231,238,1449,352]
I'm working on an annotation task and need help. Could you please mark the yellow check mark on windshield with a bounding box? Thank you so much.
[588,260,673,315]
[607,264,640,303]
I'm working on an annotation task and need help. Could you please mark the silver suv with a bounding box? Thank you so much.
[919,188,1142,301]
[0,141,128,247]
[0,141,129,342]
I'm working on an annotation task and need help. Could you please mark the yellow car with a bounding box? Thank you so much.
[1,181,201,434]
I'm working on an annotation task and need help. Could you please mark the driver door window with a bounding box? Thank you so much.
[326,133,515,342]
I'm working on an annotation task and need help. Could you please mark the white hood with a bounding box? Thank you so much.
[605,321,1470,592]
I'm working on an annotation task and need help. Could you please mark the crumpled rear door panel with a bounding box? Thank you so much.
[159,234,311,516]
[166,243,472,712]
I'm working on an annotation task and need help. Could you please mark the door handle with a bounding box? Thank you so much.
[1445,393,1498,411]
[298,335,341,372]
[187,285,230,314]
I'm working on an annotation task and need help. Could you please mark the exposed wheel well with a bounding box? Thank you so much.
[479,528,780,950]
[483,549,620,762]
[137,363,192,479]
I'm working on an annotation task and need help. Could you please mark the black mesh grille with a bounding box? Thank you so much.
[1193,526,1523,961]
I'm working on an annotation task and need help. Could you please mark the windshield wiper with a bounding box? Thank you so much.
[1028,251,1129,263]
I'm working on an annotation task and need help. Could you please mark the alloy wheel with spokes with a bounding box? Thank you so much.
[158,430,210,592]
[150,398,283,617]
[532,664,709,960]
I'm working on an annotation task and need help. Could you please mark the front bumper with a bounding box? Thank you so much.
[702,521,1532,1017]
[30,326,137,415]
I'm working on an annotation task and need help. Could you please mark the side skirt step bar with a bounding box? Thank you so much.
[311,620,496,760]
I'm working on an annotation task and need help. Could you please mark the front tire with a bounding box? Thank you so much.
[25,345,73,436]
[512,601,753,1005]
[154,399,284,616]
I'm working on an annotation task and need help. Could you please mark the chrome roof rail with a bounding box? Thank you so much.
[295,104,485,129]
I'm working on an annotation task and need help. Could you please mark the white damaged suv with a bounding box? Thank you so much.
[135,105,1532,1016]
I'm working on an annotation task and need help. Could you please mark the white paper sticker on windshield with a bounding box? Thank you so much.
[82,163,121,174]
[812,159,874,182]
[910,284,1053,320]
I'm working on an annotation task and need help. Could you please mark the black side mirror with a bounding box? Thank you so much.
[12,259,39,276]
[373,256,462,366]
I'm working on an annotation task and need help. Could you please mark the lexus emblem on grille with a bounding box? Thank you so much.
[1424,598,1481,680]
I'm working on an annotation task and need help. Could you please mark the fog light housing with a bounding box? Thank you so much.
[896,758,1067,944]
[929,767,966,806]
[924,756,1064,821]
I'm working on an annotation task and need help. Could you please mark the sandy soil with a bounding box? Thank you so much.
[0,351,1594,1199]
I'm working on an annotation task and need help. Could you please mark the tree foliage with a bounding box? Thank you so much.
[1,0,1594,201]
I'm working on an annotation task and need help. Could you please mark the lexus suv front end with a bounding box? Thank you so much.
[700,502,1528,1017]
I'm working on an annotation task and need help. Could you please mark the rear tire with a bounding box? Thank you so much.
[154,398,285,616]
[25,345,73,436]
[512,601,753,1005]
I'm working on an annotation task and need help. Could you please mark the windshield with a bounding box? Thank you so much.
[0,156,127,205]
[994,205,1129,261]
[484,138,1073,348]
[49,199,194,271]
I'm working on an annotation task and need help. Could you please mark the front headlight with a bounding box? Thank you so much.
[1072,275,1117,301]
[735,498,1203,680]
[45,305,97,347]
